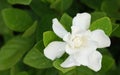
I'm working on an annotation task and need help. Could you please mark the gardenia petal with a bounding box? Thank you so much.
[91,29,111,48]
[88,51,102,72]
[44,41,66,60]
[72,13,91,34]
[73,50,92,66]
[61,49,95,68]
[52,18,68,39]
[61,55,79,68]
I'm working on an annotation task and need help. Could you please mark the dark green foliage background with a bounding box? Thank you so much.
[0,0,120,75]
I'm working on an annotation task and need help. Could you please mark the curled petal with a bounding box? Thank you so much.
[91,29,111,48]
[52,18,68,38]
[44,41,66,60]
[72,13,91,34]
[88,51,102,72]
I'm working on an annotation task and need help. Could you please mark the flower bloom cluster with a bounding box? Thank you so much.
[44,13,111,72]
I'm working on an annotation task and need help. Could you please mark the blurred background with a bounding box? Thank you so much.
[0,0,120,75]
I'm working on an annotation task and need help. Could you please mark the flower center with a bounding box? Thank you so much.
[72,36,83,48]
[64,31,90,49]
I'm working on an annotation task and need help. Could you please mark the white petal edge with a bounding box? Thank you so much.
[61,55,79,68]
[72,50,92,66]
[44,41,66,60]
[52,18,68,39]
[91,29,111,48]
[72,13,91,34]
[88,51,102,72]
[61,49,94,68]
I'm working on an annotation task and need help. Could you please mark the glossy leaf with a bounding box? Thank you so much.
[91,12,107,22]
[0,0,13,41]
[101,0,120,20]
[7,0,32,5]
[50,0,73,13]
[36,14,57,41]
[60,13,72,32]
[81,0,102,10]
[90,17,112,36]
[45,0,56,3]
[22,21,37,38]
[16,72,28,75]
[44,68,58,75]
[23,41,52,69]
[30,0,55,17]
[0,70,10,75]
[0,36,34,70]
[2,8,33,32]
[76,66,94,75]
[53,59,75,73]
[0,14,13,41]
[0,0,11,10]
[100,55,115,72]
[64,66,94,75]
[43,31,61,47]
[112,24,120,38]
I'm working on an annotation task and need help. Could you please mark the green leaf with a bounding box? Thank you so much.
[76,66,94,75]
[45,0,56,3]
[111,24,120,37]
[22,21,37,38]
[36,14,57,41]
[60,13,72,32]
[30,0,56,17]
[16,72,28,75]
[10,65,20,75]
[0,36,34,70]
[2,8,33,32]
[0,14,13,41]
[100,55,115,72]
[0,13,12,35]
[64,66,94,75]
[112,23,119,32]
[10,62,28,75]
[91,12,107,22]
[0,70,10,75]
[43,31,61,47]
[101,0,120,20]
[7,0,32,5]
[0,0,11,10]
[90,17,112,36]
[44,68,58,75]
[98,48,112,57]
[116,63,120,75]
[50,0,73,13]
[53,59,75,73]
[23,41,52,69]
[81,0,102,10]
[0,0,13,41]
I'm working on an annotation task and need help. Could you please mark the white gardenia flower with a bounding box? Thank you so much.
[44,13,111,72]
